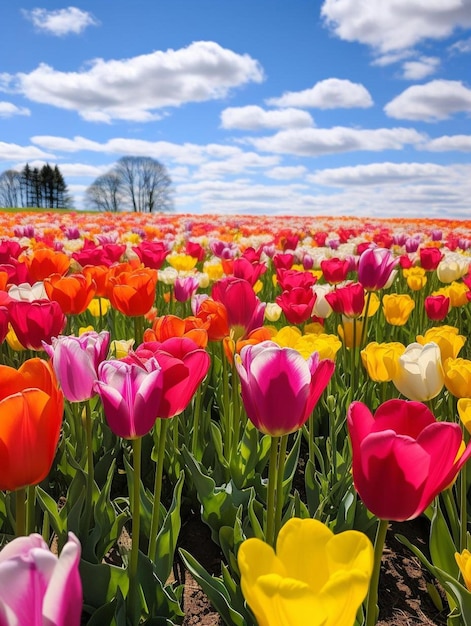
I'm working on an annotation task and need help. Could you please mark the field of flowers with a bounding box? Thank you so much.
[2,209,471,626]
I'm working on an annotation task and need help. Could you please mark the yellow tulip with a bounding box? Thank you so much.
[238,517,374,626]
[295,333,342,361]
[272,326,303,348]
[417,325,466,362]
[455,549,471,592]
[458,398,471,434]
[361,341,405,382]
[5,324,26,351]
[338,317,363,348]
[362,292,380,317]
[87,297,111,317]
[167,253,198,272]
[203,260,224,282]
[403,266,427,291]
[446,281,470,308]
[110,338,135,358]
[79,325,95,335]
[382,294,415,326]
[443,358,471,398]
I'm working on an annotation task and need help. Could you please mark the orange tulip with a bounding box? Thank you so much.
[0,358,64,491]
[44,272,97,315]
[194,298,229,342]
[106,267,158,316]
[82,264,110,297]
[24,248,70,282]
[143,314,209,348]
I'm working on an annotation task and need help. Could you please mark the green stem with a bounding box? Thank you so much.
[265,436,280,548]
[129,437,142,624]
[148,418,170,560]
[460,467,468,553]
[84,400,94,532]
[274,435,289,543]
[365,518,389,626]
[220,343,232,456]
[133,315,144,346]
[26,485,35,535]
[15,488,26,537]
[231,364,241,463]
[191,383,203,458]
[442,488,460,548]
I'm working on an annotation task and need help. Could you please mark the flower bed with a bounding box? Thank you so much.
[1,210,471,626]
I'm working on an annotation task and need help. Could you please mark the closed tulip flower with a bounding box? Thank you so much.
[382,293,415,326]
[235,341,334,436]
[348,399,471,521]
[403,266,427,291]
[325,282,365,318]
[320,257,351,285]
[0,532,82,626]
[416,325,466,362]
[212,277,266,340]
[8,300,66,351]
[361,341,405,383]
[419,247,443,271]
[458,398,471,435]
[455,549,471,592]
[437,255,470,283]
[106,267,157,316]
[391,342,444,401]
[357,247,399,291]
[443,357,471,398]
[44,331,110,402]
[0,358,63,491]
[238,517,373,626]
[424,295,450,321]
[276,287,316,325]
[44,272,97,315]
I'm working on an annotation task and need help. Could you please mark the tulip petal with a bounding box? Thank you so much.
[372,399,435,438]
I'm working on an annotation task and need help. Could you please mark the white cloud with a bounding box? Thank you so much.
[266,78,373,109]
[321,0,471,54]
[265,166,308,180]
[401,56,440,80]
[13,41,264,122]
[449,37,471,54]
[22,7,99,36]
[220,105,313,130]
[247,126,425,156]
[0,141,55,162]
[384,79,471,120]
[310,161,449,186]
[0,101,30,117]
[193,152,280,180]
[58,163,111,177]
[425,135,471,151]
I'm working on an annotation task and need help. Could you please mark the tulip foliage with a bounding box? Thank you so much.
[2,211,471,625]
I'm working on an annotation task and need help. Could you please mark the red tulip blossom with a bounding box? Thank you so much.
[276,287,316,325]
[325,282,365,318]
[8,300,66,350]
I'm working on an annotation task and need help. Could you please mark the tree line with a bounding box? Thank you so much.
[0,156,174,213]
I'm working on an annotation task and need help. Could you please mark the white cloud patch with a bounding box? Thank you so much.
[401,56,440,80]
[12,41,264,122]
[22,7,99,36]
[384,79,471,121]
[0,141,55,162]
[265,166,308,180]
[220,105,313,130]
[0,101,30,117]
[310,161,449,186]
[266,78,373,109]
[248,126,425,156]
[449,37,471,54]
[321,0,471,54]
[425,135,471,151]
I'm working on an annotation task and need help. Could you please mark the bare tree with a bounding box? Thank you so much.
[86,156,173,213]
[85,173,122,212]
[0,169,23,208]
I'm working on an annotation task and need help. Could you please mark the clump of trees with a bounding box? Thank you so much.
[0,164,73,209]
[86,156,174,213]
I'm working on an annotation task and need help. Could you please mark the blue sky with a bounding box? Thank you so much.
[1,1,471,219]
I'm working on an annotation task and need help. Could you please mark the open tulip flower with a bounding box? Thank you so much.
[235,340,334,436]
[0,532,82,626]
[238,517,374,626]
[347,399,471,521]
[0,358,64,491]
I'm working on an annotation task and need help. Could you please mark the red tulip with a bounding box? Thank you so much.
[419,247,443,271]
[320,257,350,285]
[8,300,66,350]
[325,282,365,318]
[276,287,316,325]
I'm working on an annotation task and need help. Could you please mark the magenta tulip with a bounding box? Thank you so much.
[211,277,265,340]
[357,247,398,291]
[8,300,66,350]
[235,341,335,436]
[0,532,82,626]
[95,356,185,438]
[276,286,316,324]
[44,331,110,402]
[174,276,200,303]
[347,399,471,521]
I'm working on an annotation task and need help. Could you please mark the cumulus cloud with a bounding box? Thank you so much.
[310,161,449,186]
[425,135,471,151]
[0,141,54,162]
[247,126,425,156]
[0,102,30,117]
[220,105,313,130]
[321,0,471,54]
[22,7,99,36]
[11,41,264,122]
[449,37,471,54]
[266,78,373,109]
[265,166,308,180]
[401,56,440,80]
[384,79,471,120]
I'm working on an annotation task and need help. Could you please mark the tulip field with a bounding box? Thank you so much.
[4,209,471,626]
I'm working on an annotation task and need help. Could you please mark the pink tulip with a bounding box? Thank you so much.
[347,399,471,521]
[235,341,335,436]
[8,300,66,350]
[130,337,210,418]
[357,247,398,291]
[95,356,185,438]
[44,331,110,402]
[174,276,200,302]
[0,532,82,626]
[211,277,265,340]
